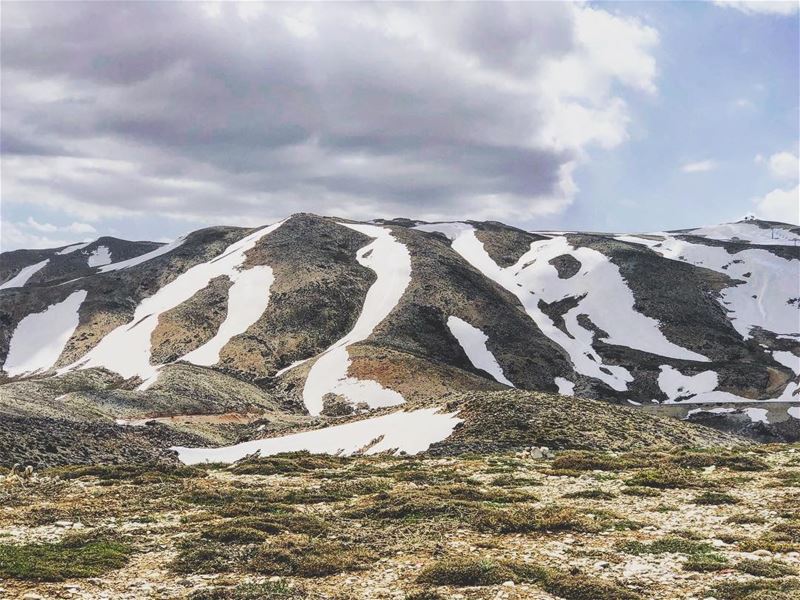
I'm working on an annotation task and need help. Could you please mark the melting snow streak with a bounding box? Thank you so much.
[99,237,185,273]
[87,246,112,267]
[173,408,461,464]
[4,290,87,376]
[302,223,412,415]
[447,316,513,386]
[62,222,283,384]
[416,224,706,391]
[0,260,49,290]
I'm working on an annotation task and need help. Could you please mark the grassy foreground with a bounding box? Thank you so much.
[0,445,798,599]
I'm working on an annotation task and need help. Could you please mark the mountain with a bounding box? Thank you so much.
[1,214,798,465]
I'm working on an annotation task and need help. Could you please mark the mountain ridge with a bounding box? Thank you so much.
[1,214,798,464]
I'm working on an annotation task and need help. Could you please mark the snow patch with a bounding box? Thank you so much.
[61,222,284,383]
[660,364,798,404]
[419,224,706,392]
[649,236,799,339]
[302,223,412,415]
[0,260,49,290]
[687,222,800,246]
[773,351,800,375]
[554,377,575,396]
[172,407,461,465]
[447,316,513,386]
[789,406,800,419]
[686,407,735,418]
[743,408,769,424]
[685,406,770,425]
[99,236,185,273]
[3,290,87,376]
[87,246,112,267]
[181,265,275,367]
[415,221,474,241]
[658,365,719,401]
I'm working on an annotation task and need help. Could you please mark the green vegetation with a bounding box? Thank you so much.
[693,491,740,505]
[625,467,698,489]
[735,559,798,577]
[189,582,305,599]
[48,463,202,484]
[416,556,524,586]
[669,450,769,472]
[618,537,716,557]
[249,536,374,577]
[417,557,640,600]
[229,451,349,475]
[473,505,600,534]
[563,489,616,500]
[710,578,800,600]
[0,539,132,581]
[683,553,729,572]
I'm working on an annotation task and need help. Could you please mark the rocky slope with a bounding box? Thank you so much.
[1,444,799,599]
[0,215,798,463]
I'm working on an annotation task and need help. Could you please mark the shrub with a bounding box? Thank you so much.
[710,578,800,600]
[669,451,769,472]
[0,540,132,581]
[49,463,202,484]
[736,559,798,577]
[249,536,373,577]
[417,556,518,586]
[618,537,716,557]
[229,452,348,475]
[473,505,599,534]
[189,582,305,599]
[683,553,728,572]
[625,468,698,489]
[343,491,467,521]
[693,491,740,505]
[563,489,616,500]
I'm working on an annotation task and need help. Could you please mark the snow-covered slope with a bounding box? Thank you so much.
[1,215,797,427]
[173,407,461,464]
[301,223,412,415]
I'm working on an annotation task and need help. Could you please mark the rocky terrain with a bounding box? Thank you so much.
[1,444,798,600]
[0,215,798,464]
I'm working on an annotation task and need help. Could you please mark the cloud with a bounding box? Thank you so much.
[0,2,658,228]
[753,185,800,224]
[713,1,799,15]
[767,151,799,181]
[681,160,718,173]
[0,220,92,251]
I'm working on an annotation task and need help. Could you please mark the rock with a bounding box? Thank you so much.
[320,393,354,417]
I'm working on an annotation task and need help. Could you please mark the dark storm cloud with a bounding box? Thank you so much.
[0,2,654,227]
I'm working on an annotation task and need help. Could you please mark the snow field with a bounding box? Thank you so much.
[0,260,49,290]
[4,290,87,376]
[172,407,461,464]
[447,316,514,386]
[87,246,112,267]
[60,222,284,384]
[302,223,412,415]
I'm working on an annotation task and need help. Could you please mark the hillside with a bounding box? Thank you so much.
[0,215,798,464]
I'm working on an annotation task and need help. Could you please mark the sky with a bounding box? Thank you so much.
[1,1,798,250]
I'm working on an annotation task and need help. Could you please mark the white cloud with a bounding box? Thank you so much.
[681,160,718,173]
[1,218,97,251]
[1,3,660,229]
[753,185,800,224]
[768,151,799,181]
[732,97,755,111]
[714,1,799,16]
